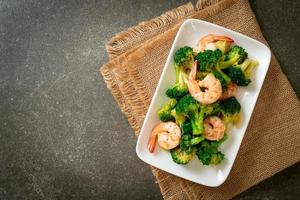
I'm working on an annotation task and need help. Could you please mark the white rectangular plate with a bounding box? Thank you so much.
[136,19,271,187]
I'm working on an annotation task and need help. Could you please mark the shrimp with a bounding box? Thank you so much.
[148,122,181,153]
[220,82,238,100]
[204,116,226,141]
[187,61,222,104]
[194,34,234,53]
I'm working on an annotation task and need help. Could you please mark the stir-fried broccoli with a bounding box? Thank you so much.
[225,59,258,86]
[180,134,205,153]
[220,96,241,124]
[166,46,194,99]
[176,95,224,135]
[204,102,222,117]
[180,134,194,153]
[196,134,228,165]
[220,45,248,69]
[175,95,205,135]
[157,99,177,122]
[165,67,189,99]
[181,120,193,135]
[171,109,186,127]
[174,46,194,68]
[195,49,231,88]
[171,146,195,165]
[195,49,222,72]
[213,64,232,88]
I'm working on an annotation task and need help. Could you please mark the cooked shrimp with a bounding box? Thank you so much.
[204,116,226,141]
[148,122,181,153]
[194,34,234,53]
[187,61,222,104]
[220,82,238,100]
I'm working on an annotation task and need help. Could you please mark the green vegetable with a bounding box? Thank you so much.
[204,102,222,117]
[196,134,228,165]
[180,134,205,153]
[171,146,195,165]
[166,46,194,99]
[220,96,241,124]
[171,109,186,127]
[180,134,194,153]
[225,45,248,64]
[190,136,205,145]
[176,96,224,135]
[225,59,258,86]
[195,49,231,88]
[175,95,204,135]
[213,64,232,88]
[157,99,177,122]
[181,120,193,135]
[210,153,225,165]
[222,45,248,68]
[195,49,222,72]
[174,46,195,68]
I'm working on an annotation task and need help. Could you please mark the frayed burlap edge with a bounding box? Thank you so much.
[101,60,144,134]
[100,0,237,135]
[196,0,223,10]
[99,0,300,199]
[106,2,194,59]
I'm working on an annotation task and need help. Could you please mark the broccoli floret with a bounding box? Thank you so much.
[195,50,231,88]
[175,95,205,135]
[180,134,205,153]
[220,96,241,124]
[157,99,177,122]
[180,134,194,153]
[220,45,248,69]
[176,96,223,135]
[166,85,188,99]
[209,152,224,165]
[190,106,206,136]
[190,136,205,146]
[213,64,232,88]
[204,102,222,117]
[171,109,186,127]
[166,46,194,99]
[174,46,194,68]
[171,146,195,165]
[225,59,258,86]
[181,120,193,135]
[196,135,227,165]
[166,67,189,99]
[195,49,222,72]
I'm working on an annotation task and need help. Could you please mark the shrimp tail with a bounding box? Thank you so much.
[148,132,157,153]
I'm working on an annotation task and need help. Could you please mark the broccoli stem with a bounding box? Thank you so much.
[190,107,205,135]
[219,54,239,69]
[178,68,188,85]
[175,65,181,83]
[214,64,231,87]
[242,59,258,77]
[190,136,205,145]
[191,117,202,135]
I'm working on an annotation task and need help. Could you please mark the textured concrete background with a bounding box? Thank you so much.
[0,0,299,199]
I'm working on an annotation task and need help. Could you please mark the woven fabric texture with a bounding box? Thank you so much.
[100,0,300,199]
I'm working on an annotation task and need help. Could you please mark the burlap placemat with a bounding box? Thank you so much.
[100,0,300,199]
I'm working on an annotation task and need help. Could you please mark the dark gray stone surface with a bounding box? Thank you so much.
[0,0,299,199]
